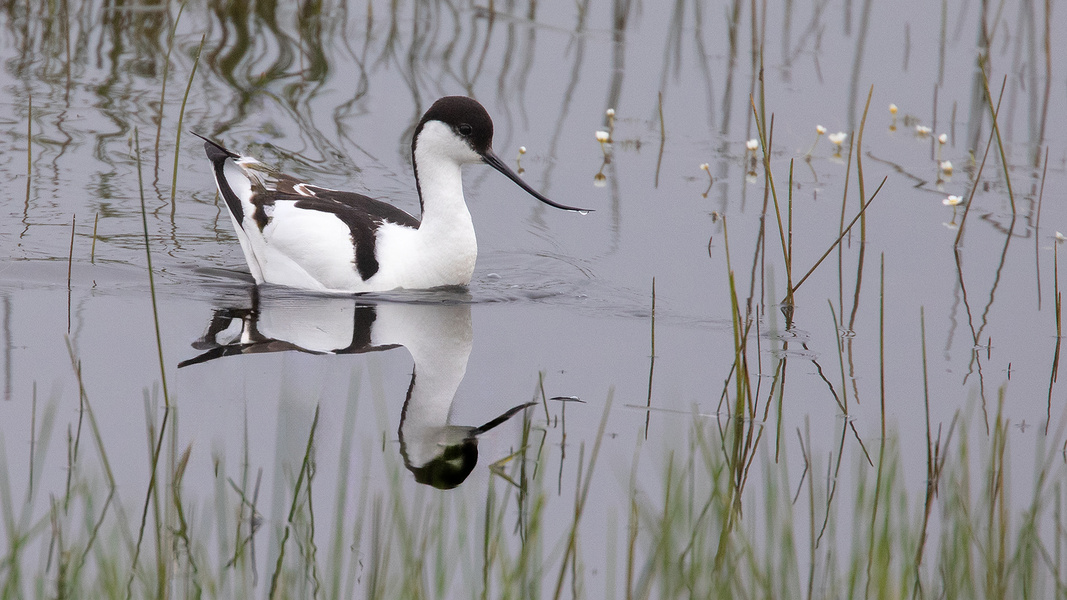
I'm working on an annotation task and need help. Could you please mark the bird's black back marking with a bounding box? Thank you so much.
[283,189,419,281]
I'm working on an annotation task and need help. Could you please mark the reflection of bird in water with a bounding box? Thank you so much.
[197,96,590,294]
[179,288,533,489]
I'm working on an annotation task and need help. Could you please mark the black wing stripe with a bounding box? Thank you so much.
[283,192,420,282]
[291,196,382,280]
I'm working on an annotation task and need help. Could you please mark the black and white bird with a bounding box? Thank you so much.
[199,96,589,294]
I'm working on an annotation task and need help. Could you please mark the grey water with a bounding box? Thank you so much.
[1,0,1065,596]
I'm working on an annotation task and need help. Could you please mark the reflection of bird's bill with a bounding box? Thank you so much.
[471,402,537,436]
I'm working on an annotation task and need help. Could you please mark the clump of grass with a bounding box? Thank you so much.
[3,362,1067,598]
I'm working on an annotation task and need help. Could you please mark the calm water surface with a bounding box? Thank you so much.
[1,0,1066,595]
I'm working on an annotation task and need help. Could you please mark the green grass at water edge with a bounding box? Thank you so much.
[2,378,1065,598]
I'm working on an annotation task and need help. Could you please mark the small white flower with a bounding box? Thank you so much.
[816,125,827,135]
[1056,232,1067,242]
[916,125,932,136]
[518,146,527,154]
[889,104,898,115]
[593,172,607,187]
[746,139,759,151]
[938,133,948,145]
[606,108,615,117]
[828,132,847,146]
[700,163,710,171]
[595,130,610,143]
[943,195,963,206]
[940,160,953,175]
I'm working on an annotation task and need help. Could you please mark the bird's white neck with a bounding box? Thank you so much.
[413,121,479,231]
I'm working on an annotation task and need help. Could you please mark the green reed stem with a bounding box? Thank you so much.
[552,390,613,600]
[978,69,1015,214]
[836,132,855,316]
[1035,146,1049,310]
[25,94,31,210]
[66,215,75,334]
[64,339,121,594]
[269,405,321,599]
[28,389,36,496]
[953,75,1006,246]
[827,301,848,414]
[864,253,887,598]
[154,2,185,159]
[63,340,116,491]
[135,128,169,407]
[789,177,886,298]
[658,91,666,142]
[1048,241,1061,435]
[170,34,206,213]
[90,213,98,264]
[750,99,791,306]
[645,278,656,440]
[856,85,872,235]
[751,50,793,315]
[125,127,176,598]
[912,306,935,598]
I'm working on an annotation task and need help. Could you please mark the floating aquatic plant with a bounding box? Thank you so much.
[516,146,526,174]
[595,130,610,154]
[804,125,826,158]
[828,132,847,156]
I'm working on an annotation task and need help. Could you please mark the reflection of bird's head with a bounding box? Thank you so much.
[398,400,537,490]
[400,435,479,490]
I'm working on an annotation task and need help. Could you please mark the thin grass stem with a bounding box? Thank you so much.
[645,278,656,440]
[135,128,170,407]
[90,213,99,264]
[790,178,887,298]
[953,76,1007,246]
[978,70,1015,214]
[169,34,206,215]
[552,390,613,600]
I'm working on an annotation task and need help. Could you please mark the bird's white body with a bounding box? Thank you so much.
[201,96,585,294]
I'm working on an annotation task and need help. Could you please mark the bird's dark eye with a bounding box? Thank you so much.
[458,123,473,136]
